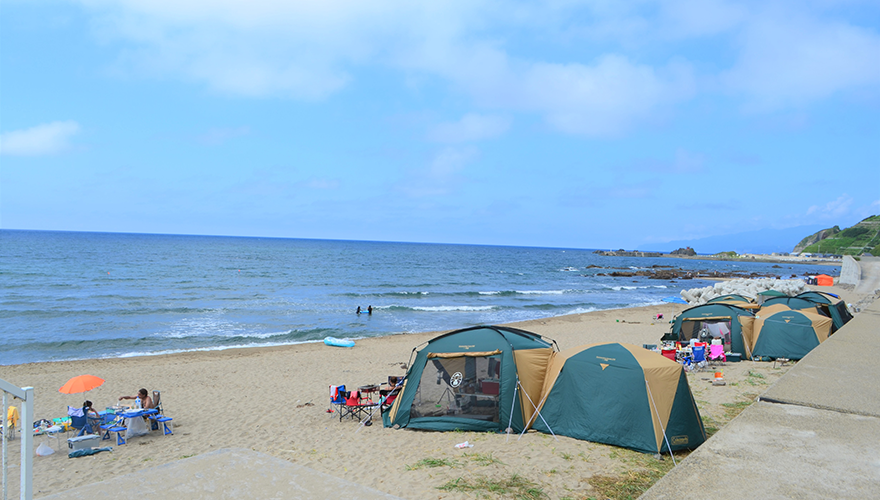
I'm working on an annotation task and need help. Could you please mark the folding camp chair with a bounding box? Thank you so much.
[330,385,351,421]
[344,390,376,421]
[691,345,707,372]
[147,391,174,435]
[68,406,97,437]
[708,343,726,366]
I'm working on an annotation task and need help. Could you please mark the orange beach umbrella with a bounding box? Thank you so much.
[59,374,104,394]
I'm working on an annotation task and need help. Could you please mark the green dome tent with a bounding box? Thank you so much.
[665,303,755,357]
[707,294,752,304]
[529,343,706,454]
[383,326,556,433]
[746,304,833,360]
[761,291,851,332]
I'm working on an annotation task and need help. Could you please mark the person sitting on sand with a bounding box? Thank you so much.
[119,388,154,409]
[82,400,100,417]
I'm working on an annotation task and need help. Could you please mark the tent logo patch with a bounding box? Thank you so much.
[671,435,689,445]
[600,363,610,370]
[459,345,476,350]
[450,372,463,388]
[596,356,616,362]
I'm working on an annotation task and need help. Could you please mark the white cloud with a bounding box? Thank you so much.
[0,121,81,156]
[398,146,477,198]
[70,1,880,135]
[428,114,511,143]
[807,194,854,218]
[721,9,880,107]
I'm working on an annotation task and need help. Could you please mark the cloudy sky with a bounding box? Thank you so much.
[2,0,878,249]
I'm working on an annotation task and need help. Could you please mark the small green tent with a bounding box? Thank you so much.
[747,304,833,359]
[530,343,706,454]
[383,326,556,433]
[794,291,853,331]
[761,292,851,332]
[665,303,755,357]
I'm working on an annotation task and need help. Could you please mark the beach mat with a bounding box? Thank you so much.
[43,448,403,500]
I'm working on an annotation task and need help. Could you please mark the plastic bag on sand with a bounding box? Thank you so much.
[36,442,54,456]
[454,441,473,449]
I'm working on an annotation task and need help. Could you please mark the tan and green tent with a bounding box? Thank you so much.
[747,304,832,360]
[529,343,706,454]
[382,326,556,432]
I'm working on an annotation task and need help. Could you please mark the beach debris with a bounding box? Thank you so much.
[454,441,474,449]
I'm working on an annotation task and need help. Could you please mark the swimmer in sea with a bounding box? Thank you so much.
[356,306,361,314]
[368,305,373,315]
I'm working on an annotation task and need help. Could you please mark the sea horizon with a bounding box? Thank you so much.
[1,229,839,365]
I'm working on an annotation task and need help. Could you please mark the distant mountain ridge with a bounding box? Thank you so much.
[798,215,880,256]
[638,224,827,255]
[793,226,840,253]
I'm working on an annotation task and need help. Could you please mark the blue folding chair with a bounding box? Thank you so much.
[692,345,707,372]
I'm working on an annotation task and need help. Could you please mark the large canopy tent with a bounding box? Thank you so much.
[383,326,556,433]
[529,343,706,454]
[747,304,833,360]
[707,294,752,304]
[706,294,760,309]
[757,289,788,305]
[663,303,755,357]
[762,292,852,332]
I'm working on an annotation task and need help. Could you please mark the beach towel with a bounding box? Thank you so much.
[67,406,84,418]
[69,447,112,458]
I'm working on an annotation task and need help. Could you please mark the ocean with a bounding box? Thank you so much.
[0,230,839,365]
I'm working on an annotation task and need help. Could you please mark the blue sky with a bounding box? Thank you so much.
[1,1,878,250]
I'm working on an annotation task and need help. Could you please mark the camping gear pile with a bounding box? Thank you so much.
[662,291,852,361]
[381,326,706,456]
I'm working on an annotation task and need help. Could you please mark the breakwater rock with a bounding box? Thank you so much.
[594,268,778,280]
[680,278,806,305]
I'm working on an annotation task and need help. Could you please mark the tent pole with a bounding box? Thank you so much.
[741,331,754,363]
[519,391,551,439]
[517,380,557,441]
[645,380,677,466]
[506,378,519,443]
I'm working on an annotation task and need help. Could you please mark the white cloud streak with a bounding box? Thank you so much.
[71,1,880,135]
[0,121,81,156]
[807,194,854,219]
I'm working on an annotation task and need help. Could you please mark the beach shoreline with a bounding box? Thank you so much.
[3,284,866,499]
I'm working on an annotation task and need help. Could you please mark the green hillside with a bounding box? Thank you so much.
[800,215,880,256]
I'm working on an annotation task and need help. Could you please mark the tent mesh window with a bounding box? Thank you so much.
[681,320,732,350]
[410,355,501,422]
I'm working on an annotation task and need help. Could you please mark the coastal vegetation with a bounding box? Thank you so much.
[796,215,880,256]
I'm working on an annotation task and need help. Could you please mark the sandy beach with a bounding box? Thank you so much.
[3,284,870,499]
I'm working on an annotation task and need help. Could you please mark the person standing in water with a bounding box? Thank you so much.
[368,305,373,315]
[356,306,362,314]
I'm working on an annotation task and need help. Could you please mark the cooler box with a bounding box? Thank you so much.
[68,434,100,451]
[480,380,500,395]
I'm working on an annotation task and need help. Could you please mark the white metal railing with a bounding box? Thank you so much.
[1,378,33,500]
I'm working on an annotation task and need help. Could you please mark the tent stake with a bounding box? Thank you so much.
[645,380,676,466]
